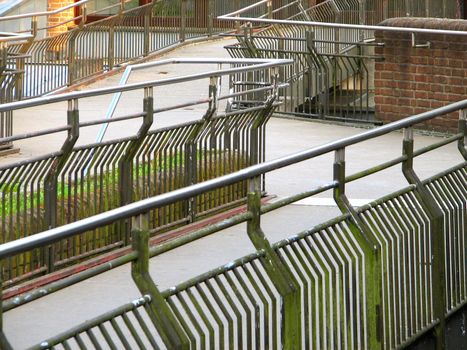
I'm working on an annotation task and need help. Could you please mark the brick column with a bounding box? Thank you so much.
[375,18,467,133]
[47,0,75,37]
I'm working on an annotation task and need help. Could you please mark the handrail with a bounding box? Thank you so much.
[0,58,293,113]
[0,0,132,22]
[0,98,466,260]
[0,0,90,22]
[217,13,467,37]
[0,32,33,42]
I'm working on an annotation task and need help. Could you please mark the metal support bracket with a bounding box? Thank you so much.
[411,33,431,48]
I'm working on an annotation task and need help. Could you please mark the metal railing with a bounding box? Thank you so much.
[0,0,294,150]
[0,0,291,100]
[0,57,291,286]
[1,98,466,349]
[219,0,467,123]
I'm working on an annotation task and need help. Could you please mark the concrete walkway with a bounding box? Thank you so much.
[2,38,465,349]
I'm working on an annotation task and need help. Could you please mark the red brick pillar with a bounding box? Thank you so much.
[374,18,467,133]
[47,0,75,37]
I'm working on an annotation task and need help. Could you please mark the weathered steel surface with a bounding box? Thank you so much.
[0,59,285,286]
[0,99,465,349]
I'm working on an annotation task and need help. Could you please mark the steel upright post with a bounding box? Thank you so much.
[402,127,446,350]
[208,0,214,36]
[43,99,80,273]
[119,87,153,245]
[333,148,383,350]
[144,6,151,56]
[246,189,301,349]
[131,213,190,349]
[108,20,115,71]
[458,109,467,159]
[0,268,13,350]
[185,76,218,223]
[180,0,187,42]
[267,0,273,19]
[67,32,78,86]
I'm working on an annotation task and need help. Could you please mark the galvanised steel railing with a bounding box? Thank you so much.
[0,57,291,287]
[0,0,288,99]
[0,43,22,152]
[1,99,466,349]
[0,0,291,149]
[225,25,379,123]
[220,1,466,123]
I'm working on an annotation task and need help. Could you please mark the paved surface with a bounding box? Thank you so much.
[2,38,465,349]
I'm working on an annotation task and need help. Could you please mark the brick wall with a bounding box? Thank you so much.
[47,0,75,37]
[374,18,467,133]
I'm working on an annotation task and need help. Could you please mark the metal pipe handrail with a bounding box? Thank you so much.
[0,98,466,260]
[0,32,34,43]
[0,58,293,113]
[217,15,467,37]
[0,0,133,23]
[0,0,90,22]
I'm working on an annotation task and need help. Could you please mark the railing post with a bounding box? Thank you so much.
[144,6,151,56]
[131,213,189,349]
[108,21,115,71]
[235,0,241,33]
[267,0,273,19]
[81,4,87,26]
[0,269,13,349]
[358,0,366,40]
[246,72,292,333]
[119,87,153,245]
[402,127,446,350]
[208,0,214,36]
[31,16,38,38]
[333,148,383,350]
[404,0,411,16]
[43,99,80,273]
[246,188,301,349]
[67,32,77,86]
[383,0,388,20]
[185,76,218,223]
[458,109,467,160]
[0,43,6,72]
[180,0,186,43]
